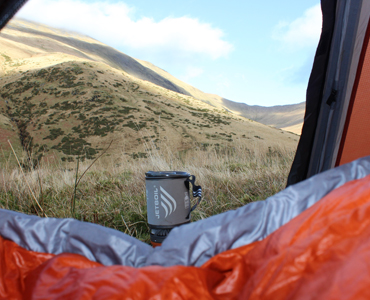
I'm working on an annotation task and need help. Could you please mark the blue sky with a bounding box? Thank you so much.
[16,0,321,106]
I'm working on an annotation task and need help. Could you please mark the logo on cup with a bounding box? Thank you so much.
[154,185,177,219]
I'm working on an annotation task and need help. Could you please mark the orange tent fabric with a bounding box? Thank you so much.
[2,174,370,299]
[336,21,370,166]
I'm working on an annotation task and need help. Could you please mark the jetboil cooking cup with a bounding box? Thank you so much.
[145,171,202,246]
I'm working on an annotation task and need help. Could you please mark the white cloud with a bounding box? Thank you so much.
[273,4,322,50]
[16,0,233,61]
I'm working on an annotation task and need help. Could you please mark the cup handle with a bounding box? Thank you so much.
[184,175,202,218]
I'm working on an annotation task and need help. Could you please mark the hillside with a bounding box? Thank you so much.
[0,19,299,165]
[1,19,305,133]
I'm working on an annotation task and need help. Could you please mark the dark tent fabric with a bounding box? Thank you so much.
[3,169,370,299]
[287,0,337,186]
[288,0,370,185]
[0,0,28,30]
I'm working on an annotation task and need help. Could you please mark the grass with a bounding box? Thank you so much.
[0,141,294,244]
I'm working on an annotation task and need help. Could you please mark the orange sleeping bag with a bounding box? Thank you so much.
[2,174,370,299]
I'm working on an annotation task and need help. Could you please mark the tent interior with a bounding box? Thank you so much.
[2,0,370,299]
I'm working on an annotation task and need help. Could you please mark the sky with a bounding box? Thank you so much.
[16,0,321,107]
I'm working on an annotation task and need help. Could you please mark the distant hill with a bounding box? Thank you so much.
[220,100,305,134]
[0,19,300,165]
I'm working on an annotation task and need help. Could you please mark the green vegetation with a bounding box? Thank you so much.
[122,120,147,131]
[44,128,65,140]
[52,135,97,158]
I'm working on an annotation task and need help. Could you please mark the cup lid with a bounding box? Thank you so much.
[145,171,190,179]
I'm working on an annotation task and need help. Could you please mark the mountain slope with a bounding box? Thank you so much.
[1,19,304,134]
[0,19,299,165]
